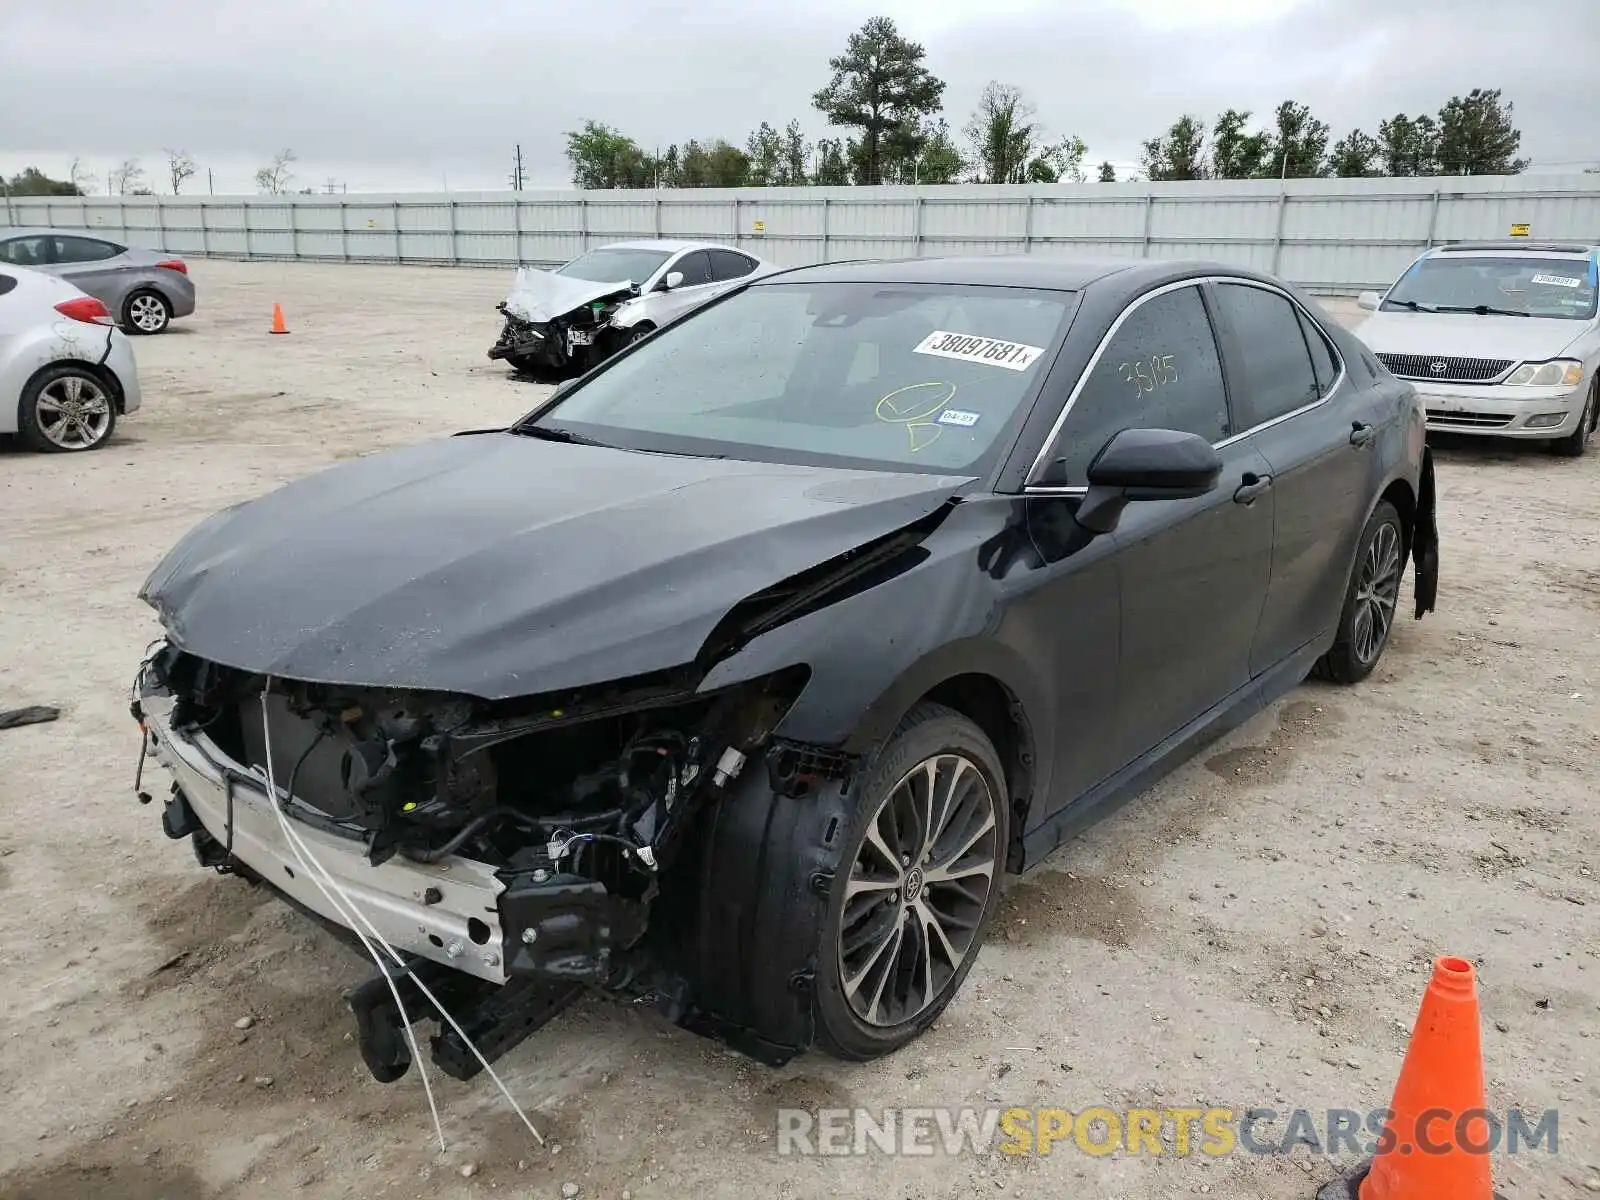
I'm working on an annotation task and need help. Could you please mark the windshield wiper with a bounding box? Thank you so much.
[1389,299,1439,313]
[510,422,611,447]
[1433,304,1531,318]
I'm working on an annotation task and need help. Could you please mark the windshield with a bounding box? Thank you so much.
[518,281,1077,474]
[1383,255,1598,319]
[556,247,672,286]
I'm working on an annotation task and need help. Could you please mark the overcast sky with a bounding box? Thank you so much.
[3,0,1596,194]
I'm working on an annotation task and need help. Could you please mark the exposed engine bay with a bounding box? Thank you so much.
[486,266,639,381]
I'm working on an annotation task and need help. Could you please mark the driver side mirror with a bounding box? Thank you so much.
[1357,290,1382,311]
[1072,427,1223,534]
[660,270,685,292]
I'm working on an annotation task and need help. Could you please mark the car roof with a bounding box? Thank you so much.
[588,239,742,254]
[0,226,124,240]
[1430,240,1598,255]
[747,255,1288,297]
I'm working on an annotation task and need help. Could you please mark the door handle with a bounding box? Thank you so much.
[1349,421,1375,447]
[1233,472,1272,505]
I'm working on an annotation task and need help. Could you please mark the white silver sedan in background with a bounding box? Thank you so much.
[0,264,142,452]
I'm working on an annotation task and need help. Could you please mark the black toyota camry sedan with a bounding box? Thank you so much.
[132,255,1438,1079]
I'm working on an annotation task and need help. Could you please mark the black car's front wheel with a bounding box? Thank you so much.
[814,704,1009,1060]
[1315,499,1404,684]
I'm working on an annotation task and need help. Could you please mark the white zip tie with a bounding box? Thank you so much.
[256,686,545,1148]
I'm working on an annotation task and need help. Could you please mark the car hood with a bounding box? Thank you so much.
[1354,310,1585,361]
[139,432,972,699]
[502,268,636,324]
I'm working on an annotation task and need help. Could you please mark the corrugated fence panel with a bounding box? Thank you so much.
[3,178,1594,292]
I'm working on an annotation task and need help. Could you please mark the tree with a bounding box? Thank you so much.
[1210,109,1270,179]
[1378,114,1439,176]
[812,16,946,185]
[963,81,1035,184]
[1097,161,1117,182]
[1435,88,1527,175]
[1327,130,1383,177]
[746,122,785,186]
[68,157,97,195]
[164,149,197,195]
[814,138,851,185]
[254,148,297,194]
[4,167,82,196]
[1260,101,1330,178]
[673,139,750,188]
[108,158,145,195]
[1141,116,1208,181]
[745,121,812,187]
[564,122,653,189]
[907,118,965,184]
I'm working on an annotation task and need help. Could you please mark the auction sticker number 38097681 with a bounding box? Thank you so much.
[914,331,1045,372]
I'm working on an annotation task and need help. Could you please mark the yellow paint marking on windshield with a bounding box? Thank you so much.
[875,381,957,453]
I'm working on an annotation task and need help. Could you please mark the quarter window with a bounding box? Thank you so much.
[1297,307,1339,396]
[1214,283,1321,424]
[1045,285,1230,485]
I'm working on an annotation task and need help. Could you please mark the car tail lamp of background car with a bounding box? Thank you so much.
[55,297,116,326]
[156,259,188,275]
[1506,359,1584,387]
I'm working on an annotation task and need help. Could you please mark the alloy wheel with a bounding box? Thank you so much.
[36,374,113,450]
[1351,520,1401,666]
[837,753,999,1028]
[129,293,168,332]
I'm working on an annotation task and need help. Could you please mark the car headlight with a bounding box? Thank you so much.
[1505,359,1584,387]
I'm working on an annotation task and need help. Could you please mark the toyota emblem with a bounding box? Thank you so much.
[1429,361,1448,375]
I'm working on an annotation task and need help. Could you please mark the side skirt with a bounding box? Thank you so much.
[1017,637,1328,871]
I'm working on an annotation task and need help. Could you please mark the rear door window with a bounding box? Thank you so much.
[53,236,123,263]
[1044,284,1230,485]
[709,250,759,282]
[1213,283,1322,425]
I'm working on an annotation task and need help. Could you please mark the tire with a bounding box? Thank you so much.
[624,323,654,346]
[1548,381,1597,458]
[504,354,561,384]
[17,364,118,453]
[1314,499,1403,684]
[122,288,172,335]
[811,703,1010,1060]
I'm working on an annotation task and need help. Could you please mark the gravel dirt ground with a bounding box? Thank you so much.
[0,260,1596,1200]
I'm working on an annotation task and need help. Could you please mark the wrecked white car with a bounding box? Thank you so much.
[487,240,773,380]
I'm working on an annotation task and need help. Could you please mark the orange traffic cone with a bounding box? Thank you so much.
[270,303,289,335]
[1319,956,1506,1199]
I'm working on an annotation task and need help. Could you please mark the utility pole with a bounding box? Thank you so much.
[510,143,525,191]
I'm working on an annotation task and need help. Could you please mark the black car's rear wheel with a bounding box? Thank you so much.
[1314,499,1403,684]
[814,705,1008,1059]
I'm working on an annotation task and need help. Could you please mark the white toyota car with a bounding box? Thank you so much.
[1,263,142,452]
[1354,240,1599,456]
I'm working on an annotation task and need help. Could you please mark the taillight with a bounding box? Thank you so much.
[156,259,188,274]
[55,297,116,326]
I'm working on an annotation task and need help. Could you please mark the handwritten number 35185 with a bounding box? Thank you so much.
[1118,354,1178,397]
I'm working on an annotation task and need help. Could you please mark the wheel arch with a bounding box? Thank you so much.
[18,356,125,419]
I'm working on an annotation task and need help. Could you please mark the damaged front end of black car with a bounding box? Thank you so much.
[128,432,969,1081]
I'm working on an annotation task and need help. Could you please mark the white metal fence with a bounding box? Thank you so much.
[4,175,1596,294]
